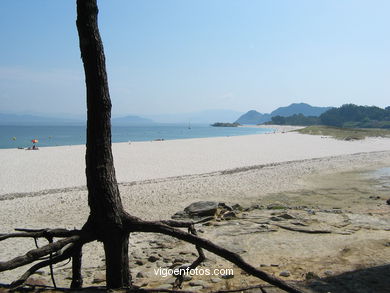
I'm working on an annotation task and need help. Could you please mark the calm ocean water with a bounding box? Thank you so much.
[0,124,272,149]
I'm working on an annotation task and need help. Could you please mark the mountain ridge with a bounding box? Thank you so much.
[235,103,332,124]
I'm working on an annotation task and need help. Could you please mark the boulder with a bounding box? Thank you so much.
[279,271,290,277]
[184,201,218,217]
[222,211,237,220]
[171,210,188,219]
[218,202,233,211]
[148,255,159,262]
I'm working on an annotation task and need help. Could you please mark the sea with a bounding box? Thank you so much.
[0,124,273,149]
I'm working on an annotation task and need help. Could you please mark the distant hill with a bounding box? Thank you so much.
[0,113,84,125]
[234,110,271,124]
[112,115,155,125]
[235,103,331,124]
[0,113,155,126]
[271,103,332,117]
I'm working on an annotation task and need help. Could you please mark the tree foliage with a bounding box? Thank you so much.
[319,104,390,128]
[266,114,320,126]
[267,104,390,128]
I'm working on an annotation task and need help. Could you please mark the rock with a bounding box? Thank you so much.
[92,271,106,283]
[184,201,218,217]
[189,280,209,288]
[267,203,287,210]
[92,277,105,284]
[270,216,284,221]
[136,271,145,278]
[188,286,204,291]
[279,270,290,277]
[173,257,187,264]
[135,259,144,265]
[305,271,319,280]
[386,198,390,205]
[210,277,221,283]
[183,274,192,281]
[218,202,233,211]
[278,213,295,219]
[148,255,159,262]
[25,277,47,286]
[231,203,243,211]
[222,211,237,220]
[248,204,263,211]
[369,195,381,200]
[172,210,188,219]
[157,284,173,290]
[324,270,334,277]
[221,273,234,279]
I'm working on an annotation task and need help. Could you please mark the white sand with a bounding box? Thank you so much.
[1,131,390,195]
[1,131,390,286]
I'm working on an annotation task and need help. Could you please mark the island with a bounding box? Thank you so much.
[211,122,241,127]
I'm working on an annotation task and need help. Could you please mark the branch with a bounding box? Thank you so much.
[160,217,214,227]
[0,235,81,272]
[71,244,83,289]
[172,223,205,289]
[124,215,304,293]
[10,243,76,288]
[0,228,80,242]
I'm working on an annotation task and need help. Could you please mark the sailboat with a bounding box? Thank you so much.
[188,121,191,129]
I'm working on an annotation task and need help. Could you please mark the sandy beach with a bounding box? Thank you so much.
[1,130,390,291]
[1,131,390,196]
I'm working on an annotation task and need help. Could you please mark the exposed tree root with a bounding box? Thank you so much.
[0,216,303,292]
[10,243,76,288]
[0,235,82,272]
[125,214,303,293]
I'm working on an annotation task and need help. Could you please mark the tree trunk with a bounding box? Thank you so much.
[76,0,130,288]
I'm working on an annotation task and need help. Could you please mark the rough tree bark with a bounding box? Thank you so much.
[0,1,305,292]
[76,0,130,288]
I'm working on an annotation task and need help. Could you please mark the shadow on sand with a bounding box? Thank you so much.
[304,264,390,293]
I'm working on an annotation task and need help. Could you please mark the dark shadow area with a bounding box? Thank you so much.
[304,264,390,293]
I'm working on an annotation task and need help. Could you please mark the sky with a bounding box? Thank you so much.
[0,0,389,117]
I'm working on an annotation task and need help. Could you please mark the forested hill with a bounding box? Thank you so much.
[267,104,390,128]
[235,103,330,124]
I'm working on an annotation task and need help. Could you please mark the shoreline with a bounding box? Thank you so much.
[0,124,274,150]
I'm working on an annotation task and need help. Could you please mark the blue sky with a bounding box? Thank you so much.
[0,0,389,117]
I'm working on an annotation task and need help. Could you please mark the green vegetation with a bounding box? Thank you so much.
[265,104,390,129]
[264,114,320,126]
[211,122,241,127]
[296,125,390,140]
[319,104,390,128]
